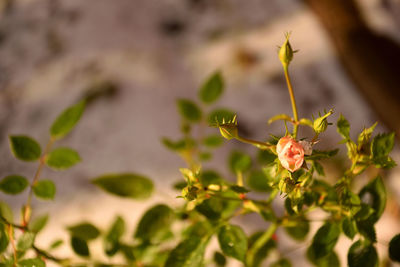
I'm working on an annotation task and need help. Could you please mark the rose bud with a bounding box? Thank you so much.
[276,136,305,172]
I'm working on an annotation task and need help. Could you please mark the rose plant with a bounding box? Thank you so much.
[0,34,399,267]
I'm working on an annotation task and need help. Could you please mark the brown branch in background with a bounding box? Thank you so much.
[302,0,400,138]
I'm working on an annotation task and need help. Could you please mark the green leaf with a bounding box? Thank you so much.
[213,251,226,266]
[389,234,400,262]
[17,232,35,251]
[217,224,248,262]
[196,198,224,221]
[33,180,56,200]
[371,133,395,168]
[164,226,210,267]
[356,218,376,243]
[313,161,325,176]
[68,223,100,241]
[371,133,395,158]
[307,248,340,267]
[45,147,81,170]
[17,258,45,267]
[357,122,377,146]
[200,170,223,186]
[50,101,85,139]
[0,175,29,194]
[49,239,64,250]
[270,258,292,267]
[257,150,277,165]
[208,108,236,125]
[202,135,224,148]
[177,99,202,122]
[284,218,309,241]
[342,218,357,240]
[306,149,339,160]
[29,214,49,234]
[247,170,272,193]
[358,176,386,223]
[92,173,154,199]
[162,137,195,152]
[199,72,224,104]
[309,222,340,259]
[71,236,90,257]
[229,151,252,173]
[199,151,212,161]
[9,136,41,161]
[104,216,125,256]
[0,224,9,253]
[348,240,378,267]
[135,204,175,243]
[0,201,13,222]
[337,114,350,139]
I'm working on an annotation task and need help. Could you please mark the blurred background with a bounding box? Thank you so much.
[1,0,400,266]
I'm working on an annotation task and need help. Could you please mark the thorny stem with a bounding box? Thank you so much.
[0,216,27,231]
[33,245,67,264]
[283,65,299,139]
[24,137,55,226]
[236,171,243,186]
[207,192,270,207]
[236,136,274,150]
[7,225,17,266]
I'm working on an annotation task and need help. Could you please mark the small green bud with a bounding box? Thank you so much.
[279,33,295,67]
[218,115,238,140]
[313,109,333,134]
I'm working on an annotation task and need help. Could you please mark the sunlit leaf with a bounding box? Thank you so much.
[50,101,85,140]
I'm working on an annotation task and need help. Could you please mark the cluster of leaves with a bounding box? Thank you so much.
[1,37,400,267]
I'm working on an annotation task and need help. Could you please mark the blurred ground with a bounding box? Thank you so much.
[0,0,400,266]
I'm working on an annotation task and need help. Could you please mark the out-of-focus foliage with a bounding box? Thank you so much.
[0,36,398,267]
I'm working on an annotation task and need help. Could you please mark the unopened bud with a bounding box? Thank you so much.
[218,115,238,140]
[279,33,295,67]
[313,109,333,134]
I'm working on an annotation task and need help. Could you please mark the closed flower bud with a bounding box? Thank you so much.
[313,110,333,134]
[279,33,295,67]
[277,136,304,172]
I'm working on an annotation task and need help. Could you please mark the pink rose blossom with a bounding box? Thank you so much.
[277,136,305,172]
